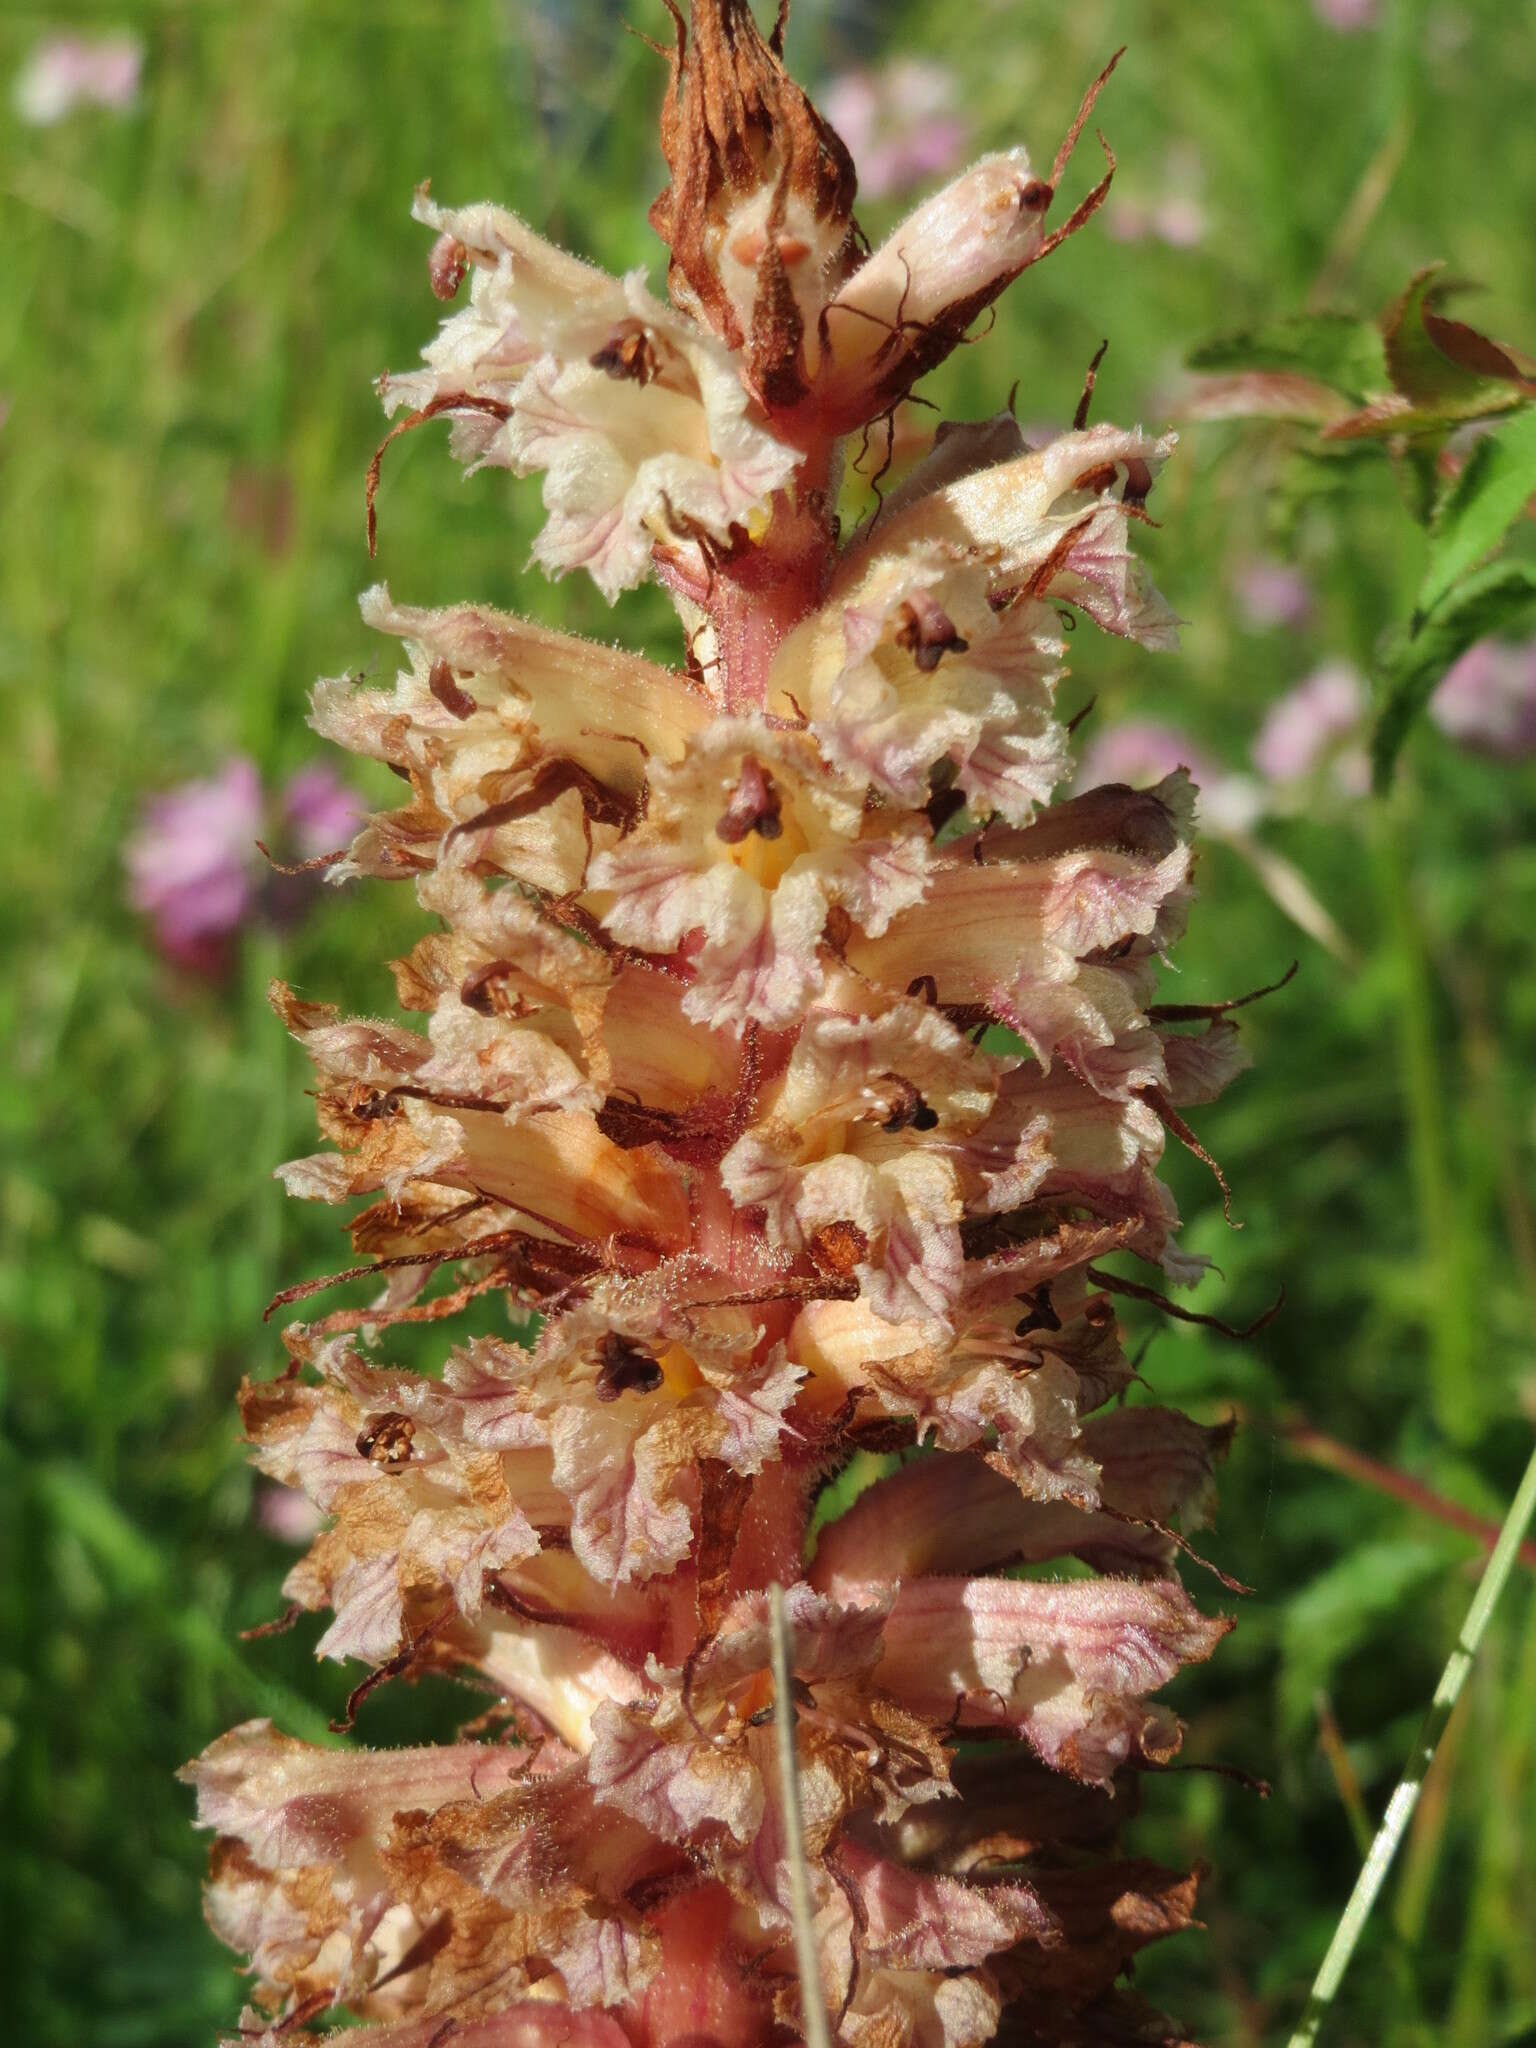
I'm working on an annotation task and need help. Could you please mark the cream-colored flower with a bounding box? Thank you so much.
[384,195,799,600]
[588,721,932,1030]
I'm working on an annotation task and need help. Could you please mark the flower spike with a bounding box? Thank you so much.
[188,11,1258,2048]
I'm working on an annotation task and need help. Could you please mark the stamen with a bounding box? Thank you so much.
[895,590,970,672]
[714,755,785,842]
[594,1331,665,1401]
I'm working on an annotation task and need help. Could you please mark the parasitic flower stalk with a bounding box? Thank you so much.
[186,9,1258,2046]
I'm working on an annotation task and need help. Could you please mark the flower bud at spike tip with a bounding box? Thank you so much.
[651,0,860,409]
[186,11,1262,2048]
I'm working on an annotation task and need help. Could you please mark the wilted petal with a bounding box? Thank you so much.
[588,1695,764,1844]
[812,56,1121,435]
[183,1720,528,1867]
[872,1575,1231,1779]
[840,425,1179,651]
[835,1837,1056,1966]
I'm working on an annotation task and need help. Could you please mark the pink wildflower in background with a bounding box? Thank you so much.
[282,762,367,859]
[1107,144,1207,248]
[124,757,364,975]
[124,757,264,973]
[820,58,967,200]
[1234,556,1314,631]
[1078,719,1264,835]
[13,30,142,125]
[1430,637,1536,758]
[1312,0,1380,30]
[1252,660,1370,794]
[256,1482,326,1546]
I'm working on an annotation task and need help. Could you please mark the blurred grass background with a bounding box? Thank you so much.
[1,0,1534,2042]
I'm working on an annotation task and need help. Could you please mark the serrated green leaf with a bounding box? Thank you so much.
[1418,406,1536,620]
[1322,388,1526,445]
[1383,266,1536,416]
[1372,559,1536,789]
[1188,313,1387,404]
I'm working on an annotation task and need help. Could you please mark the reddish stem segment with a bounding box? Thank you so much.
[1280,1419,1536,1572]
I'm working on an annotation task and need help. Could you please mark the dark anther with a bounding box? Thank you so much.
[1072,456,1154,508]
[1019,178,1054,213]
[459,958,516,1015]
[822,904,854,956]
[590,325,662,386]
[878,1074,940,1133]
[924,782,968,836]
[428,233,469,301]
[428,659,477,719]
[595,1331,664,1402]
[355,1411,415,1472]
[714,756,784,844]
[895,591,969,673]
[1013,1285,1062,1337]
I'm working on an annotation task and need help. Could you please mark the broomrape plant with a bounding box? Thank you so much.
[185,6,1262,2043]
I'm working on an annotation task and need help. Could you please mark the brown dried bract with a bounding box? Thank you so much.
[651,0,859,399]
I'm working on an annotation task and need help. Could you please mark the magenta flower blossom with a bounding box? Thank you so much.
[1252,660,1369,788]
[12,31,142,125]
[820,59,967,201]
[124,757,264,971]
[1430,637,1536,758]
[125,757,365,973]
[1234,556,1314,631]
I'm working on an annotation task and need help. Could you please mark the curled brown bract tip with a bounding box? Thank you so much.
[364,392,512,555]
[1089,1266,1287,1341]
[1051,47,1125,191]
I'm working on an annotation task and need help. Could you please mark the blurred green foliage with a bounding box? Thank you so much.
[1,2,1534,2044]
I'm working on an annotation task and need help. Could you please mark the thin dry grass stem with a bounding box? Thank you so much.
[1307,115,1412,314]
[1312,1690,1372,1858]
[770,1581,834,2048]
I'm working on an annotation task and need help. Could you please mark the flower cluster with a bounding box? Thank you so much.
[187,9,1255,2046]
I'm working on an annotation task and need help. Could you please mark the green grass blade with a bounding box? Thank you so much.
[1287,1435,1536,2046]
